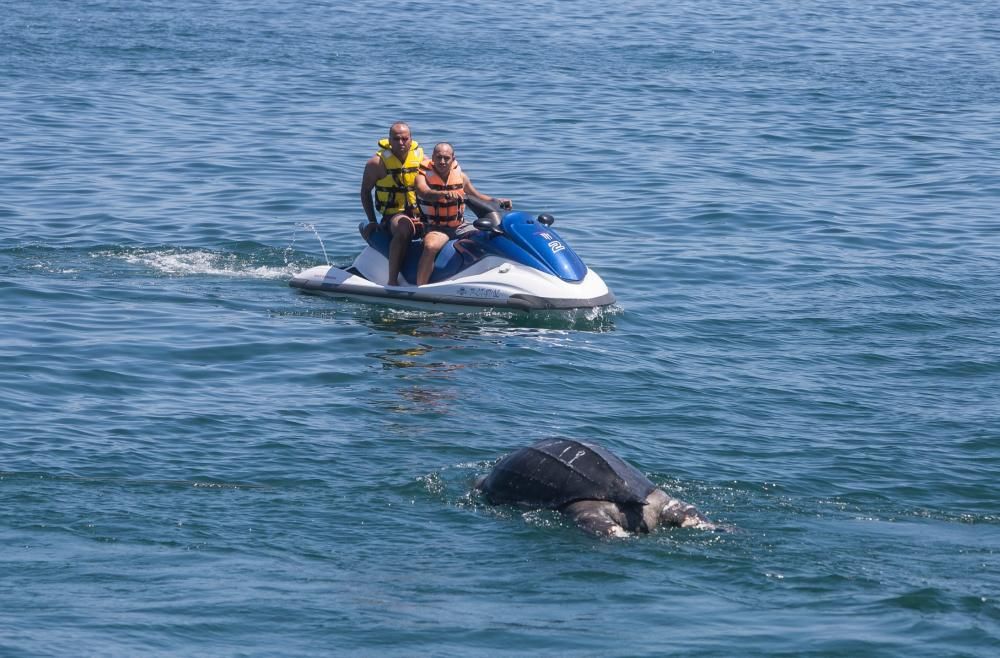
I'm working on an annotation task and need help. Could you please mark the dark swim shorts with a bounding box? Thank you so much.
[423,221,477,240]
[379,214,476,240]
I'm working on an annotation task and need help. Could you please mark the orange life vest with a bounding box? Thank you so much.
[418,159,465,227]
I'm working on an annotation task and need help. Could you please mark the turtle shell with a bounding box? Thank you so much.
[480,438,656,509]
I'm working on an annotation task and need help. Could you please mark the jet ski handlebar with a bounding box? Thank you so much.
[466,196,504,221]
[467,196,505,235]
[466,196,556,234]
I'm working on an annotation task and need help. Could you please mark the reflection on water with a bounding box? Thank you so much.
[366,345,468,416]
[358,303,621,337]
[373,345,434,369]
[352,297,620,417]
[370,345,469,374]
[395,385,460,413]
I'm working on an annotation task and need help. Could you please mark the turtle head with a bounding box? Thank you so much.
[657,496,716,530]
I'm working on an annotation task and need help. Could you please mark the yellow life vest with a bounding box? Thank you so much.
[374,138,424,217]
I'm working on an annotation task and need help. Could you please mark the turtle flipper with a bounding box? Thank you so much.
[563,500,629,538]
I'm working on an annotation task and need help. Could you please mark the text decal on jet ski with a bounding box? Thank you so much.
[540,232,565,254]
[457,286,503,299]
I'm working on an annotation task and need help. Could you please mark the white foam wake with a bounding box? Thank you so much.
[107,248,300,280]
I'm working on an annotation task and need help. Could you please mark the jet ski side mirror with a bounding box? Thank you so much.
[473,216,504,236]
[537,214,554,226]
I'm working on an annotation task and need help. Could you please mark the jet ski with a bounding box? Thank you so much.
[288,197,615,311]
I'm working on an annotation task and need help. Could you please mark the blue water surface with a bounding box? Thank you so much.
[2,1,999,656]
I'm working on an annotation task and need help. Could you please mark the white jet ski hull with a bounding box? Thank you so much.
[289,253,615,312]
[289,205,616,312]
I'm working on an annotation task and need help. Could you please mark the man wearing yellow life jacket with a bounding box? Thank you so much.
[414,142,512,286]
[360,122,425,286]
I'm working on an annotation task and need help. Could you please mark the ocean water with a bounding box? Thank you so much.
[2,0,999,655]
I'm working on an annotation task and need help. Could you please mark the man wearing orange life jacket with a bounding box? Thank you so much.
[414,142,512,286]
[360,122,424,286]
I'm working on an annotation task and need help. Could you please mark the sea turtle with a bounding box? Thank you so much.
[476,438,718,537]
